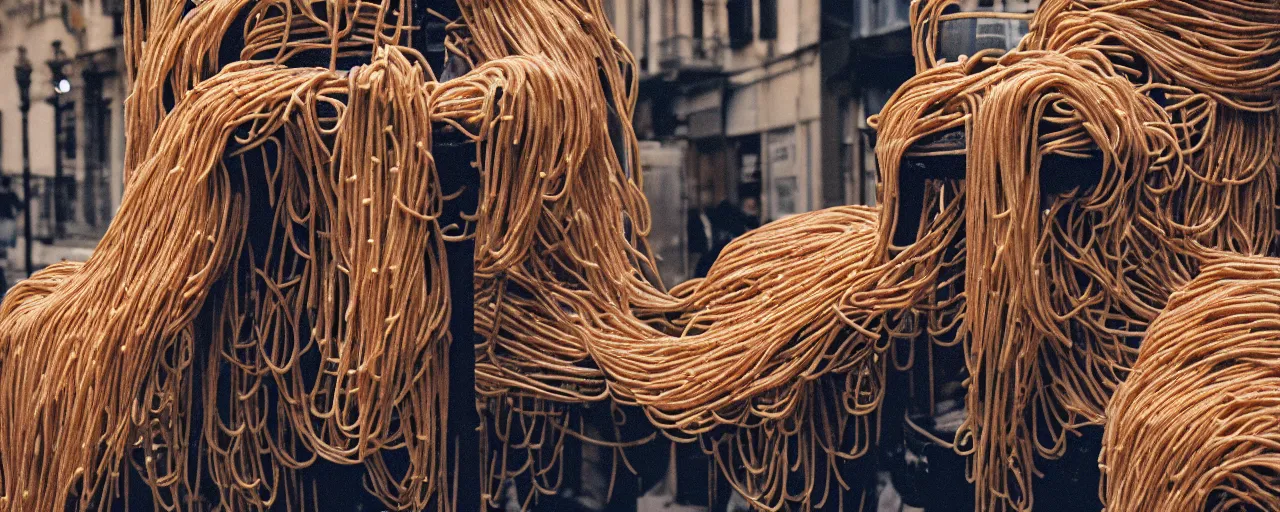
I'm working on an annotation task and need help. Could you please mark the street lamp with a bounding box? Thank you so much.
[48,39,71,239]
[14,46,34,276]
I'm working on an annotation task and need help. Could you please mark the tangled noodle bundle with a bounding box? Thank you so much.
[9,0,952,507]
[1101,255,1280,511]
[478,196,959,509]
[458,4,969,506]
[0,0,655,508]
[4,0,1279,509]
[454,1,953,510]
[874,0,1280,509]
[0,46,456,510]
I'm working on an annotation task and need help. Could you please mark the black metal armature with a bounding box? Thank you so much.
[434,130,480,512]
[418,3,481,511]
[886,130,1108,511]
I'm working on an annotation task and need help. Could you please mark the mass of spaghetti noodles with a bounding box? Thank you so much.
[0,0,1277,510]
[875,0,1280,510]
[1101,255,1280,511]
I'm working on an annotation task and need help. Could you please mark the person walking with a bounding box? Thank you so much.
[0,176,23,295]
[693,199,751,278]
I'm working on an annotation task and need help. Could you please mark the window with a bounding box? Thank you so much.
[59,103,76,161]
[727,0,753,48]
[639,0,650,69]
[104,0,126,35]
[665,0,678,40]
[692,0,704,39]
[759,0,777,40]
[82,75,113,228]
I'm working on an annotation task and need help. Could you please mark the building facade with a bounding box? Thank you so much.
[1,0,126,265]
[607,0,1042,284]
[608,0,856,284]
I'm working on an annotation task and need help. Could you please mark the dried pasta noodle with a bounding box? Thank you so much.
[0,62,347,510]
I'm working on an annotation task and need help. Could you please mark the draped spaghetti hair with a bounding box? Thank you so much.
[454,2,953,508]
[5,0,1278,510]
[0,0,627,508]
[1101,255,1280,511]
[873,0,1280,509]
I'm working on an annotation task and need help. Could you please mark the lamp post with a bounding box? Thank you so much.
[48,40,70,239]
[14,46,34,276]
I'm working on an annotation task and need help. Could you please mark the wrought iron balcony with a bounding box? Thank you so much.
[15,174,109,243]
[658,35,723,73]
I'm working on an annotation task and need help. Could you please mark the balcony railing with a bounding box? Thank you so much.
[7,174,110,244]
[658,35,723,73]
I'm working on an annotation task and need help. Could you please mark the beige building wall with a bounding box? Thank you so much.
[0,0,126,232]
[606,0,828,220]
[0,15,76,178]
[718,0,820,73]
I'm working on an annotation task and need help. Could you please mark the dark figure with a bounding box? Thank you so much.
[687,205,712,256]
[0,177,22,296]
[693,199,752,278]
[740,195,761,230]
[738,182,762,230]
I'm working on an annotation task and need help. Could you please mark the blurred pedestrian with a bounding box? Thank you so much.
[0,176,22,295]
[687,189,714,257]
[694,198,753,278]
[740,195,761,230]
